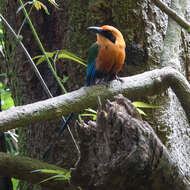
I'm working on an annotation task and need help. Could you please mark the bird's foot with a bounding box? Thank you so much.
[113,74,124,83]
[96,79,109,86]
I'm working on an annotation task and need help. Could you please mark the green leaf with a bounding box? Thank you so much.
[79,113,97,121]
[11,178,19,190]
[48,0,59,8]
[132,101,161,109]
[62,75,69,84]
[17,35,23,41]
[0,73,7,77]
[136,108,147,116]
[0,82,4,92]
[39,174,70,184]
[58,50,86,66]
[33,51,55,65]
[33,50,86,67]
[33,0,50,15]
[31,169,70,183]
[78,114,83,123]
[31,169,67,174]
[34,55,46,65]
[1,90,15,110]
[84,108,97,114]
[79,108,97,121]
[0,23,3,42]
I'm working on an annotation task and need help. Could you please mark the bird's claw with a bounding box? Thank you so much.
[113,74,124,83]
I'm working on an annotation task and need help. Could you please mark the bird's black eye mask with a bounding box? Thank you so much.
[101,30,116,44]
[88,26,116,44]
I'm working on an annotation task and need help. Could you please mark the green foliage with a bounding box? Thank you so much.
[135,108,147,116]
[0,82,14,110]
[132,101,161,116]
[62,75,69,84]
[0,82,18,189]
[1,90,14,110]
[78,101,161,121]
[17,35,23,41]
[48,0,59,8]
[17,0,59,15]
[0,21,5,54]
[33,0,50,15]
[0,73,7,77]
[0,82,18,153]
[32,169,70,184]
[18,0,68,94]
[11,178,19,190]
[5,130,18,154]
[33,50,86,67]
[0,27,3,39]
[78,108,97,122]
[132,101,161,109]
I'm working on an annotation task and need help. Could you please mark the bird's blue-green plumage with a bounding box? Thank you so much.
[85,43,105,86]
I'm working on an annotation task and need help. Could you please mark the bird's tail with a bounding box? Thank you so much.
[43,113,73,160]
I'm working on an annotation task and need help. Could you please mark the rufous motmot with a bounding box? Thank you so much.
[86,25,126,86]
[43,25,126,159]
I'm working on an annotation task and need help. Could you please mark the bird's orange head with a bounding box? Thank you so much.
[87,25,125,48]
[87,25,126,73]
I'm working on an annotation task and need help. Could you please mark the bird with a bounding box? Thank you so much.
[86,25,126,86]
[43,25,126,160]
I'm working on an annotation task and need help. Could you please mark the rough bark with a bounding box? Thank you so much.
[151,0,190,176]
[152,0,190,32]
[71,95,190,190]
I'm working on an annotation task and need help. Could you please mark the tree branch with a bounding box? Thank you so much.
[0,152,76,190]
[152,0,190,32]
[0,67,190,132]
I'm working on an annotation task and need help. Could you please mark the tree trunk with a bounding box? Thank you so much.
[148,0,190,176]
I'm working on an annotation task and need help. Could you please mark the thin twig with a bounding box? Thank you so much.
[97,96,102,111]
[18,0,67,94]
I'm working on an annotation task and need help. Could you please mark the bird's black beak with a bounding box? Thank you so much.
[87,26,103,34]
[87,26,116,43]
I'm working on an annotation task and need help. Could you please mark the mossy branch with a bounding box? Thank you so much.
[0,67,190,132]
[152,0,190,32]
[0,152,75,190]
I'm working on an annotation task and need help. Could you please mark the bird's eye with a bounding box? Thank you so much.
[101,30,116,43]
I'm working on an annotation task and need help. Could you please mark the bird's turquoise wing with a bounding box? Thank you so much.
[86,43,99,86]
